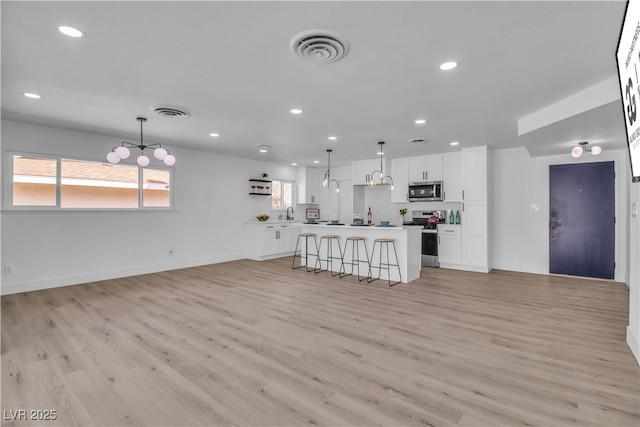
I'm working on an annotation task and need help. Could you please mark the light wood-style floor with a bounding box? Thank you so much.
[1,258,638,427]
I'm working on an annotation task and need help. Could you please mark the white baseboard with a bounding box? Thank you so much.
[438,263,490,273]
[0,253,243,296]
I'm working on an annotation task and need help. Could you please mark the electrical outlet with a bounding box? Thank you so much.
[169,246,175,255]
[4,265,14,275]
[531,204,540,211]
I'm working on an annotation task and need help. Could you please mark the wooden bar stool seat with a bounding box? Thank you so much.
[367,238,402,287]
[291,232,319,272]
[339,236,370,281]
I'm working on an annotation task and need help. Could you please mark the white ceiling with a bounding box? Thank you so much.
[0,1,629,167]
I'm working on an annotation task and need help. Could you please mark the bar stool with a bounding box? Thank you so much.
[367,238,402,287]
[314,235,343,276]
[339,236,370,281]
[291,233,319,272]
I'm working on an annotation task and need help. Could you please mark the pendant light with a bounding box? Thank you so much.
[322,149,340,193]
[107,117,176,167]
[571,141,602,158]
[369,141,394,190]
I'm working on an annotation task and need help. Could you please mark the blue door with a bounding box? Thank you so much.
[549,162,615,279]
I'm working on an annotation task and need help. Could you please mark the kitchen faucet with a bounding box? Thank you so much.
[286,206,294,220]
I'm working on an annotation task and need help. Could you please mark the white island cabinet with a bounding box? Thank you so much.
[299,224,422,283]
[244,221,301,260]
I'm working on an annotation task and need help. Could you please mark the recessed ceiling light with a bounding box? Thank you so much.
[291,162,298,166]
[328,136,337,140]
[450,141,460,146]
[313,160,320,164]
[259,149,268,153]
[23,92,41,99]
[440,61,458,71]
[290,108,303,114]
[414,119,426,125]
[58,26,85,38]
[209,133,219,137]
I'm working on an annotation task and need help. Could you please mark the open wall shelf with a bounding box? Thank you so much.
[249,179,272,196]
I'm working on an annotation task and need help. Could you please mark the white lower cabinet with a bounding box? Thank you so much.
[245,222,298,260]
[275,224,291,253]
[437,225,461,265]
[261,224,278,255]
[461,200,489,270]
[290,223,302,251]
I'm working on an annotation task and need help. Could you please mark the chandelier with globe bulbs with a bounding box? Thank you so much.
[106,117,175,167]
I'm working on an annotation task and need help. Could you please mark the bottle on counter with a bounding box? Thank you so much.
[449,210,454,224]
[455,210,461,224]
[367,207,372,224]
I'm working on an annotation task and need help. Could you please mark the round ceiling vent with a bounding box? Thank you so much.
[290,29,349,64]
[151,106,190,118]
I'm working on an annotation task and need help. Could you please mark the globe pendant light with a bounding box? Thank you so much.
[369,141,395,190]
[322,149,340,193]
[107,117,176,167]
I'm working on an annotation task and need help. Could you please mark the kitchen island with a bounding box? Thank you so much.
[299,224,422,283]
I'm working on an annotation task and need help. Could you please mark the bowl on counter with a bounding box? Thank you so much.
[256,214,270,222]
[354,219,364,225]
[330,219,339,224]
[380,221,390,226]
[306,218,316,223]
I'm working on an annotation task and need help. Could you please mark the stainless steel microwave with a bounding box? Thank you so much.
[408,181,443,202]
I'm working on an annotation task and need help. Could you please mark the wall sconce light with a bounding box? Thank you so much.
[571,141,601,158]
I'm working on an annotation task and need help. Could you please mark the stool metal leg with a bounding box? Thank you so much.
[314,237,343,276]
[367,242,378,283]
[292,235,318,272]
[367,240,401,286]
[339,239,370,281]
[390,241,401,286]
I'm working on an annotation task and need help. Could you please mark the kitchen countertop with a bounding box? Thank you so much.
[245,220,305,225]
[301,223,410,229]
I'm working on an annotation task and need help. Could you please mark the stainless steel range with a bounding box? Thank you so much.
[403,210,446,267]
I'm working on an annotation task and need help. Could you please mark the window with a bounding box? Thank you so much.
[12,156,57,206]
[271,179,293,210]
[7,153,173,210]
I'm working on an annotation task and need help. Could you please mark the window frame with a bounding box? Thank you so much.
[3,150,175,212]
[271,178,295,211]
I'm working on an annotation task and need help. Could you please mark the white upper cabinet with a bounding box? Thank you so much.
[390,157,409,203]
[408,154,443,182]
[461,146,488,201]
[352,158,384,186]
[297,166,321,204]
[443,152,463,202]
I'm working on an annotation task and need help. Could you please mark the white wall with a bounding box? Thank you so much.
[0,120,297,295]
[628,181,640,364]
